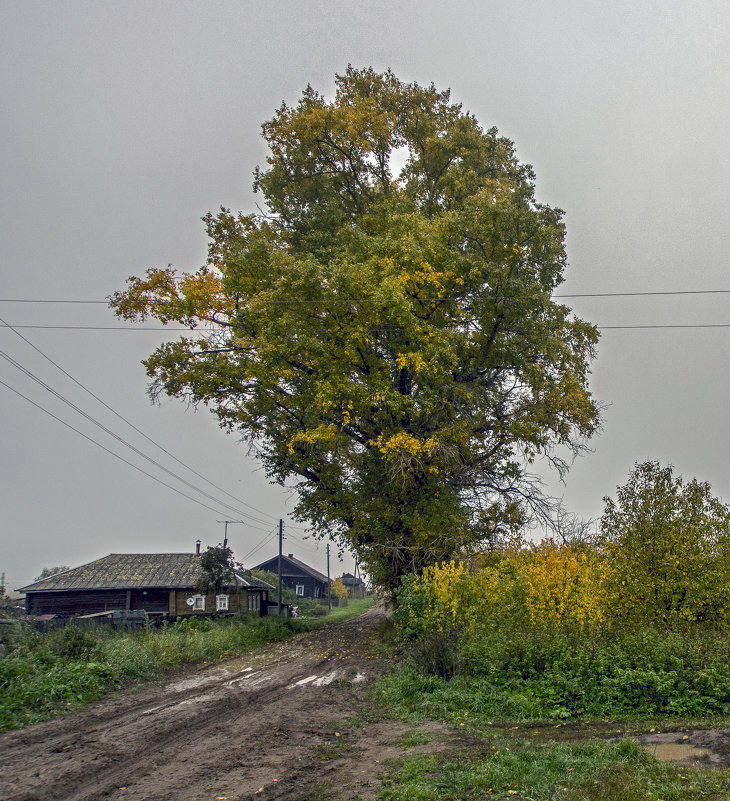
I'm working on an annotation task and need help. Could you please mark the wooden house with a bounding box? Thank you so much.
[252,553,330,600]
[18,553,273,619]
[340,572,367,598]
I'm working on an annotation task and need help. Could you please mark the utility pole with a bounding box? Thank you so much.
[326,543,331,612]
[216,520,246,548]
[278,519,284,616]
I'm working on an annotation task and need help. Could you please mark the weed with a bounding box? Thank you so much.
[312,740,359,760]
[379,737,730,800]
[400,730,437,749]
[380,623,730,723]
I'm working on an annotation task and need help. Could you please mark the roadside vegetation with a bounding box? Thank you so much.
[0,596,374,732]
[375,462,730,799]
[378,737,730,801]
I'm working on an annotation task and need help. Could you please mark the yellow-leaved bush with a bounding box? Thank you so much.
[394,539,606,644]
[513,540,605,627]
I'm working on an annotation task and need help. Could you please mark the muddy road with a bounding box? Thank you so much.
[0,605,429,801]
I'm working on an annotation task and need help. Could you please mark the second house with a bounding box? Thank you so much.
[252,553,329,600]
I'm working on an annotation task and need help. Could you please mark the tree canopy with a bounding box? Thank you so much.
[600,461,730,625]
[111,67,600,594]
[34,566,72,582]
[195,545,238,596]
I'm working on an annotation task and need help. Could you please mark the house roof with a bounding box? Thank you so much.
[18,553,274,593]
[253,554,329,585]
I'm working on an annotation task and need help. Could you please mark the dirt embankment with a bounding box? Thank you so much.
[0,605,442,801]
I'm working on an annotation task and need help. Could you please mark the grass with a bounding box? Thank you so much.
[0,596,376,732]
[375,618,730,799]
[379,736,730,800]
[384,623,730,722]
[301,597,375,626]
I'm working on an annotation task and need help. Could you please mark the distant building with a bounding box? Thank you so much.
[252,553,329,600]
[340,572,367,598]
[18,553,273,619]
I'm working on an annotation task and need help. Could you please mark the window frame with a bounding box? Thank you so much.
[247,593,261,612]
[216,594,229,612]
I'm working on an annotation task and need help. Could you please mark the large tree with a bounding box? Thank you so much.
[111,68,600,594]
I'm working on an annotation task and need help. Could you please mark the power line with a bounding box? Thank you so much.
[3,325,191,330]
[0,348,273,528]
[0,299,109,304]
[559,290,730,298]
[5,322,730,332]
[0,315,278,523]
[599,324,730,330]
[239,530,276,563]
[0,378,242,519]
[3,288,730,304]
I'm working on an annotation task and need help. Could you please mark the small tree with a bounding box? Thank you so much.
[34,566,71,581]
[331,577,349,601]
[196,545,237,595]
[600,461,730,626]
[245,568,278,589]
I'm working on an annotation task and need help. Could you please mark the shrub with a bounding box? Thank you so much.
[601,461,730,627]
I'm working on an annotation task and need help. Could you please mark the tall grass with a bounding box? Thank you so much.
[0,615,308,731]
[379,623,730,723]
[379,737,730,801]
[0,597,376,732]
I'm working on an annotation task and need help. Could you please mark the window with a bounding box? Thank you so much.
[192,594,205,611]
[295,584,305,597]
[314,585,320,598]
[247,593,261,612]
[216,594,229,611]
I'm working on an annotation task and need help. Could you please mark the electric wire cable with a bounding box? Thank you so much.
[0,348,272,527]
[0,377,265,522]
[239,529,277,563]
[7,322,730,331]
[4,288,730,303]
[0,315,278,522]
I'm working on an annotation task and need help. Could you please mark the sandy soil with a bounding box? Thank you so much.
[0,605,447,801]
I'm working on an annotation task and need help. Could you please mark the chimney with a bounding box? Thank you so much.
[195,540,201,555]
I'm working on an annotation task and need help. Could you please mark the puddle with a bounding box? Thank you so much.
[165,671,226,693]
[314,671,339,687]
[641,743,712,762]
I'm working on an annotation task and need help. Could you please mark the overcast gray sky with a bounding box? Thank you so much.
[2,0,729,590]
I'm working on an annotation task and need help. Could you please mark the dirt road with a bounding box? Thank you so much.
[0,605,432,801]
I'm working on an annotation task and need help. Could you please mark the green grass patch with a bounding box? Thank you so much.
[0,612,324,732]
[299,596,376,625]
[379,737,730,801]
[400,730,438,749]
[384,623,730,723]
[0,598,376,732]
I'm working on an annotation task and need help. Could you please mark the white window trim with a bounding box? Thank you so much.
[192,594,205,611]
[248,593,261,612]
[216,594,229,611]
[295,584,305,596]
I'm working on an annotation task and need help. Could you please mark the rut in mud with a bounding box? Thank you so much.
[0,605,436,801]
[6,606,730,801]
